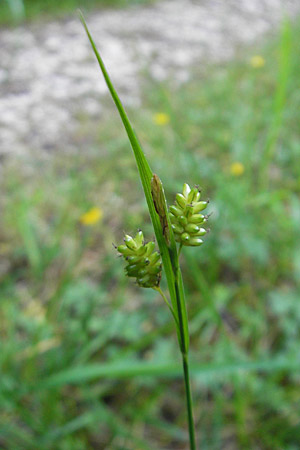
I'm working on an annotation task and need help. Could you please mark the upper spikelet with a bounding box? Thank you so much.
[169,184,209,246]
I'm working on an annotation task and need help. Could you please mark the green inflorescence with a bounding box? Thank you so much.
[169,183,209,246]
[117,231,162,288]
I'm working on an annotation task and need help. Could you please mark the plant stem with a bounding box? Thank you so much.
[156,282,196,449]
[174,275,196,449]
[182,352,196,450]
[161,242,196,449]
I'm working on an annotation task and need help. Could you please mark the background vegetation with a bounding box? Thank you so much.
[0,4,300,449]
[0,0,154,25]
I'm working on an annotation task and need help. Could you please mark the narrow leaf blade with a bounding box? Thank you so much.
[39,357,300,388]
[79,12,190,350]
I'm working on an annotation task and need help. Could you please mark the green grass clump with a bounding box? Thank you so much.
[1,0,155,25]
[0,19,300,449]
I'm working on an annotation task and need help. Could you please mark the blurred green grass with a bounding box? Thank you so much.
[0,0,155,25]
[1,19,300,450]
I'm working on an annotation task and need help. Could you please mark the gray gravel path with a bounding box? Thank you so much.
[0,0,299,156]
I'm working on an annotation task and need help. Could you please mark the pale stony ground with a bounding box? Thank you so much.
[0,0,300,157]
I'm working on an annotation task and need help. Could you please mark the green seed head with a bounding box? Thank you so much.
[187,187,201,203]
[117,244,131,255]
[169,183,209,247]
[185,223,200,234]
[172,223,184,234]
[117,231,162,288]
[169,205,182,217]
[189,214,205,224]
[189,237,204,246]
[192,201,208,213]
[124,235,138,250]
[181,232,190,242]
[176,193,187,209]
[182,183,191,198]
[178,215,188,226]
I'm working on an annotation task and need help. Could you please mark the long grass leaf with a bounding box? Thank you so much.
[41,361,180,387]
[79,12,189,351]
[40,357,299,389]
[260,19,292,187]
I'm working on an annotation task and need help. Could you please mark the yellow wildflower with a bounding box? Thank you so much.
[153,112,170,126]
[80,207,103,226]
[230,162,245,176]
[250,55,265,68]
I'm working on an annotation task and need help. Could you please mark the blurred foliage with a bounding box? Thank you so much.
[1,0,155,25]
[1,18,300,450]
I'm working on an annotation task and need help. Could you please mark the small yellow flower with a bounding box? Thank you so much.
[80,207,103,226]
[230,162,245,176]
[153,112,170,126]
[250,55,265,68]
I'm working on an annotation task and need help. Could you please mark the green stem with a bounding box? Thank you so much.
[182,352,196,450]
[174,278,196,449]
[154,282,196,449]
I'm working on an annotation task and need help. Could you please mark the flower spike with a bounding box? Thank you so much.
[169,184,209,246]
[117,231,162,288]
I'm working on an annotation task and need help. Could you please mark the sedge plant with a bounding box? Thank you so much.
[80,12,209,449]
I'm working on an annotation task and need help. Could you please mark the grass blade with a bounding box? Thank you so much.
[79,11,189,352]
[39,357,300,388]
[259,19,292,188]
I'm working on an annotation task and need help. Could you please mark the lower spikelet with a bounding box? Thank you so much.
[117,231,162,288]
